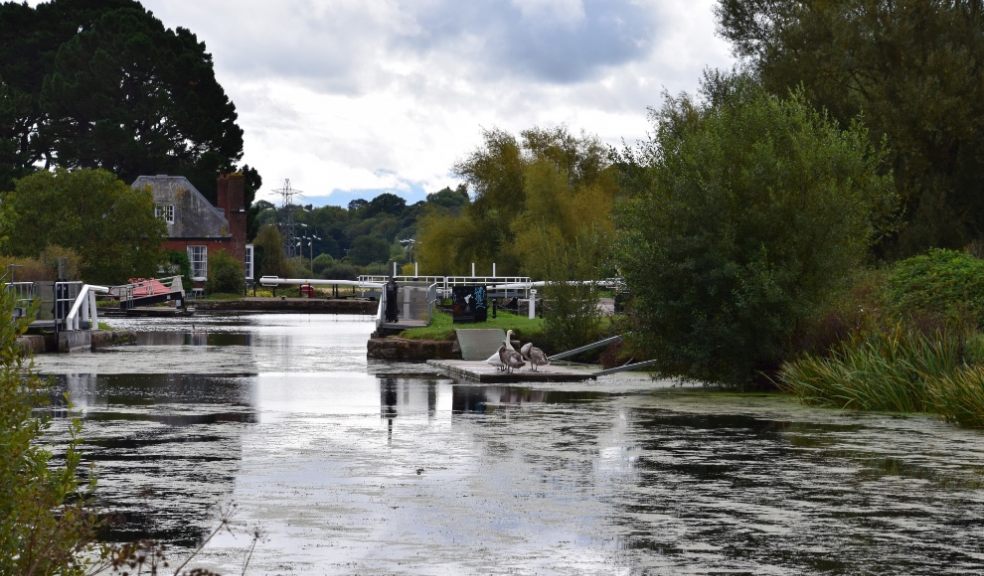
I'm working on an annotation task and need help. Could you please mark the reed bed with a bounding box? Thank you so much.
[779,325,984,427]
[927,366,984,428]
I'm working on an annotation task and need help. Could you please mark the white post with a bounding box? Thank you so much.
[492,262,496,277]
[414,262,419,277]
[471,262,475,277]
[529,288,537,319]
[392,261,397,277]
[89,291,98,330]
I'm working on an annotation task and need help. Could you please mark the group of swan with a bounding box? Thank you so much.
[488,329,550,374]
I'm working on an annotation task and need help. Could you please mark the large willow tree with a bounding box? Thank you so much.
[417,127,619,280]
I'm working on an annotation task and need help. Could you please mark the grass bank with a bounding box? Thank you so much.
[400,310,545,341]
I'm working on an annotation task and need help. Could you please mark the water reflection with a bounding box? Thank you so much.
[379,377,441,442]
[451,385,608,414]
[30,315,984,575]
[134,331,253,347]
[47,372,256,547]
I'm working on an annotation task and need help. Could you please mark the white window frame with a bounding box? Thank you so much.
[244,244,254,280]
[155,203,175,224]
[188,245,207,281]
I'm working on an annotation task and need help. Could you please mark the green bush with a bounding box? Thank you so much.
[163,250,193,290]
[791,268,890,356]
[0,292,95,575]
[615,75,897,387]
[884,249,984,328]
[206,249,245,294]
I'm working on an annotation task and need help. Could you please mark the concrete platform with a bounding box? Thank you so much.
[427,359,598,383]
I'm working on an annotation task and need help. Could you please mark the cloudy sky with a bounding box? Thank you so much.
[137,0,735,206]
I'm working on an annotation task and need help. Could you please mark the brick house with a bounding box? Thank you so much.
[131,173,252,286]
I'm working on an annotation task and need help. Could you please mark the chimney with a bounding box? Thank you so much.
[217,173,247,262]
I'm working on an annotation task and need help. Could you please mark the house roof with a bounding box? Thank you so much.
[132,175,230,239]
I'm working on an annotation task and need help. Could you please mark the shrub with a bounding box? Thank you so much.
[616,75,897,387]
[163,250,192,290]
[0,291,95,575]
[206,249,244,294]
[884,248,984,328]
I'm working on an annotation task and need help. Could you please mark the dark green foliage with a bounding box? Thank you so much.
[311,253,335,276]
[365,193,406,218]
[717,0,984,253]
[0,0,250,200]
[541,283,601,353]
[318,260,357,281]
[425,184,470,214]
[0,168,166,283]
[206,249,245,294]
[0,291,95,574]
[348,235,391,266]
[616,76,896,387]
[253,224,285,278]
[165,250,192,292]
[884,249,984,327]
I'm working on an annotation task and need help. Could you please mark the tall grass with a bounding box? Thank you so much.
[927,366,984,428]
[779,325,984,426]
[779,325,962,413]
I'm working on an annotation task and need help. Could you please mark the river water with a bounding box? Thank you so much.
[33,313,984,575]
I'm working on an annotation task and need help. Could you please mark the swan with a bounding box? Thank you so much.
[505,329,518,352]
[498,343,525,374]
[528,345,549,372]
[486,350,506,372]
[520,341,549,372]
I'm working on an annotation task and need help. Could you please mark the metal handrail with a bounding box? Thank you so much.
[64,284,110,331]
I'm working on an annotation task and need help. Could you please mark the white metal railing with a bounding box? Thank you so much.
[260,276,385,289]
[358,275,532,291]
[375,285,387,328]
[64,284,110,331]
[359,274,447,285]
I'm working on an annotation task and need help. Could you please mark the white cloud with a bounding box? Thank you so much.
[67,0,736,205]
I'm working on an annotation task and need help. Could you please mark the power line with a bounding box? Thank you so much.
[274,178,304,258]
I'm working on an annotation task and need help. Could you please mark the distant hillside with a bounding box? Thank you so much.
[305,188,429,208]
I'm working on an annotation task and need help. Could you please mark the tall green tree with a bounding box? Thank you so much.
[0,168,165,283]
[717,0,984,253]
[253,223,286,278]
[616,76,897,387]
[0,0,250,201]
